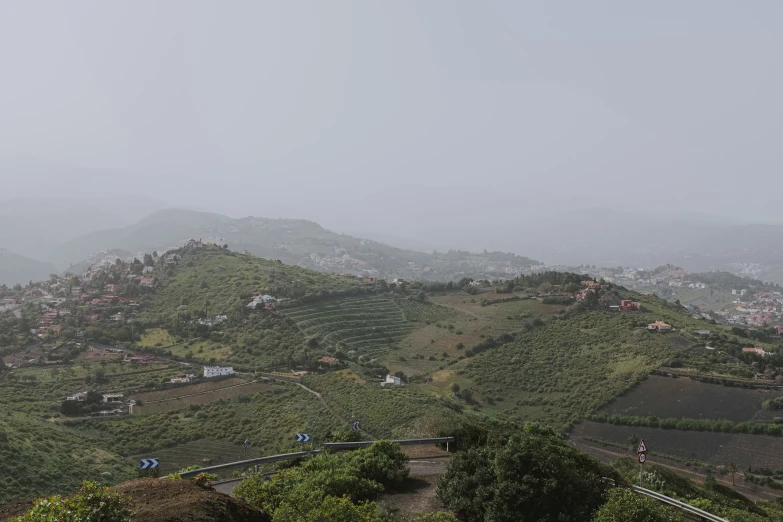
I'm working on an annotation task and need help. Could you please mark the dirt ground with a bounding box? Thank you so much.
[115,478,269,521]
[380,459,450,518]
[0,480,270,522]
[0,499,33,521]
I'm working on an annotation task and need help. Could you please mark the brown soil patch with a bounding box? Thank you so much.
[380,474,445,517]
[0,498,33,521]
[114,478,270,521]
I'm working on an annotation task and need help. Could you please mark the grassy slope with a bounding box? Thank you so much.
[0,412,135,504]
[143,247,368,319]
[67,381,342,462]
[389,295,566,376]
[305,370,466,439]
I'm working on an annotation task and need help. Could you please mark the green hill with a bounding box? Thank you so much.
[3,256,780,506]
[0,248,57,286]
[49,208,539,280]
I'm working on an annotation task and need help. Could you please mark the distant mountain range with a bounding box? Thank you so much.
[0,249,56,286]
[508,209,783,283]
[5,200,783,286]
[47,209,539,281]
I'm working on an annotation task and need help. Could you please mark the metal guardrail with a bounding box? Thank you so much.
[323,437,455,450]
[178,437,452,478]
[633,486,729,522]
[179,450,321,478]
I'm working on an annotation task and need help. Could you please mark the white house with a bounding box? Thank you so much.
[66,392,88,402]
[204,366,235,378]
[246,295,277,308]
[381,374,403,387]
[102,393,124,403]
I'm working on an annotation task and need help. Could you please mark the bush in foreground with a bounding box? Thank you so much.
[12,481,132,522]
[235,440,408,521]
[592,488,685,522]
[436,423,623,522]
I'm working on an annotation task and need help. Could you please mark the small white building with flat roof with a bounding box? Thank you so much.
[204,366,235,378]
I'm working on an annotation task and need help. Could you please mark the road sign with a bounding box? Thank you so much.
[638,453,646,464]
[140,458,159,469]
[295,433,311,442]
[244,439,249,449]
[351,421,361,431]
[637,439,647,454]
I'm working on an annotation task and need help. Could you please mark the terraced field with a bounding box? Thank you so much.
[282,295,452,360]
[132,379,273,415]
[129,438,252,474]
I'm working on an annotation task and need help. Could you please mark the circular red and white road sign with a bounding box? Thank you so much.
[638,453,646,464]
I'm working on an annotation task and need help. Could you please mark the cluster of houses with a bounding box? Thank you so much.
[574,280,610,302]
[64,391,128,416]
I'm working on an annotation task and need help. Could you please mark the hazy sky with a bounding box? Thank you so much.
[2,1,782,242]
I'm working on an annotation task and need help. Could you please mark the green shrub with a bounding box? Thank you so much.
[592,488,685,521]
[12,481,132,522]
[437,424,622,522]
[272,490,385,522]
[236,441,407,518]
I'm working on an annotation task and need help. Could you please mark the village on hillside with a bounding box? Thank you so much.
[536,263,783,331]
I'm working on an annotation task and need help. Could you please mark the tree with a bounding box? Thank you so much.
[592,488,685,522]
[727,462,737,486]
[143,253,154,267]
[538,282,554,295]
[437,424,621,522]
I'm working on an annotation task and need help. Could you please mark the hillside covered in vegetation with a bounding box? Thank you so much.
[2,251,783,508]
[49,208,540,280]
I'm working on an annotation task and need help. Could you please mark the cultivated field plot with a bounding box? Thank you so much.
[129,438,252,473]
[282,294,443,359]
[601,375,783,422]
[133,377,250,402]
[572,420,783,469]
[388,295,566,376]
[430,294,566,333]
[132,380,273,415]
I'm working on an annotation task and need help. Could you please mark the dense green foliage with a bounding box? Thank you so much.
[592,488,685,522]
[436,424,622,522]
[0,413,134,504]
[235,441,408,521]
[11,481,132,522]
[590,412,783,436]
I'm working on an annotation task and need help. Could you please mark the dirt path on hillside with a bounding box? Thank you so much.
[263,377,362,435]
[575,440,778,502]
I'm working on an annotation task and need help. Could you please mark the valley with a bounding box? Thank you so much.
[2,243,783,516]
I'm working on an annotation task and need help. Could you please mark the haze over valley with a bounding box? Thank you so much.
[3,2,783,521]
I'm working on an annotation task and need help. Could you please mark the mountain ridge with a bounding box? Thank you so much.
[49,208,540,281]
[0,248,57,286]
